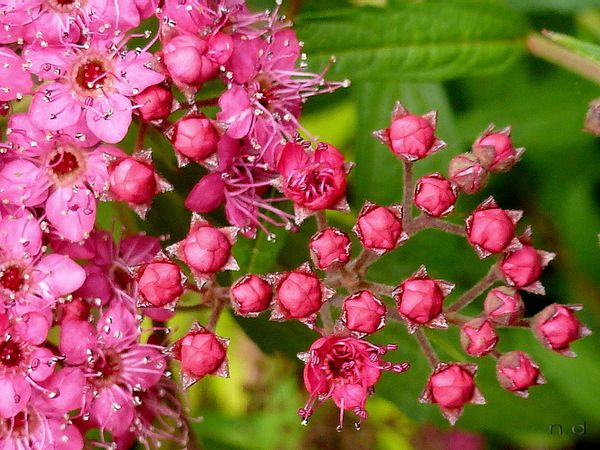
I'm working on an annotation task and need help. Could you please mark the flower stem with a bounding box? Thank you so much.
[410,215,466,237]
[315,210,327,231]
[319,303,334,334]
[402,161,414,229]
[350,249,378,276]
[446,265,499,313]
[135,122,147,151]
[414,329,439,368]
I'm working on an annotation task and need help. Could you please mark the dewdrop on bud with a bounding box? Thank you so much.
[342,290,386,335]
[460,318,499,357]
[172,115,219,162]
[134,84,173,122]
[230,274,272,317]
[309,227,351,270]
[496,351,545,398]
[483,287,524,326]
[414,173,457,217]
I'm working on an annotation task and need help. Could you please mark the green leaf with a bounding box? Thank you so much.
[295,1,528,81]
[505,0,600,12]
[544,30,600,63]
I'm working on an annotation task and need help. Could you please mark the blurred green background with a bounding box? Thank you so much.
[112,0,600,448]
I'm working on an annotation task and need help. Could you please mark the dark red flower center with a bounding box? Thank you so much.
[0,266,24,292]
[287,165,336,202]
[76,60,107,91]
[90,350,122,387]
[0,340,23,368]
[49,150,79,177]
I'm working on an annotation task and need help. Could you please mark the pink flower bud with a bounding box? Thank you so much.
[162,34,217,87]
[500,244,554,294]
[374,102,445,161]
[172,115,219,162]
[472,126,524,172]
[420,363,484,425]
[342,290,386,335]
[460,318,498,357]
[414,173,457,217]
[448,153,488,194]
[271,264,329,321]
[466,197,521,258]
[182,224,232,275]
[137,261,184,308]
[532,304,591,357]
[496,351,545,397]
[172,323,229,389]
[134,84,173,122]
[483,287,524,326]
[309,227,351,270]
[353,202,406,254]
[109,157,157,205]
[230,274,272,317]
[392,266,453,332]
[185,173,226,213]
[58,297,90,323]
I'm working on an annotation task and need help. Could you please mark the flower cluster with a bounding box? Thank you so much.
[0,0,591,447]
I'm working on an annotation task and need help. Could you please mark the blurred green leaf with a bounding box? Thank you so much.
[544,30,600,62]
[505,0,600,12]
[296,1,528,81]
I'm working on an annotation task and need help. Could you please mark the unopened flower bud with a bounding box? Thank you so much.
[414,173,457,217]
[162,34,217,87]
[138,261,183,308]
[448,153,488,194]
[182,224,233,275]
[483,287,524,326]
[353,202,406,254]
[173,323,229,388]
[460,318,498,357]
[172,115,219,162]
[532,304,591,357]
[230,274,272,317]
[309,228,351,270]
[466,198,521,258]
[272,264,328,320]
[58,297,90,323]
[500,244,554,294]
[342,290,386,335]
[393,266,453,332]
[134,84,173,122]
[472,126,523,172]
[496,351,545,397]
[109,158,158,205]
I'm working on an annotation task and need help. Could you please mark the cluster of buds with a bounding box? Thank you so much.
[0,0,591,446]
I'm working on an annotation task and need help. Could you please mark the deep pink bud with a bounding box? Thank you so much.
[185,173,226,213]
[162,34,217,87]
[496,351,545,397]
[460,318,499,357]
[172,115,219,162]
[172,323,229,389]
[500,244,555,294]
[392,266,453,332]
[134,84,173,121]
[109,157,158,205]
[58,297,90,323]
[271,263,330,321]
[309,227,351,269]
[182,224,232,275]
[483,287,524,326]
[230,274,272,317]
[466,197,521,258]
[137,261,184,308]
[472,126,524,172]
[374,102,445,161]
[448,153,488,194]
[353,202,406,254]
[342,290,386,335]
[532,304,591,357]
[414,173,457,217]
[420,363,484,425]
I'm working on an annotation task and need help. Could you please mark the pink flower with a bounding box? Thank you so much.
[392,265,453,333]
[414,173,457,217]
[460,318,499,357]
[0,48,33,102]
[532,304,591,357]
[496,351,545,398]
[472,125,524,172]
[374,102,446,161]
[309,227,352,270]
[466,197,521,258]
[448,153,488,194]
[483,287,524,326]
[134,84,173,122]
[277,142,350,222]
[298,335,408,430]
[353,202,407,254]
[136,259,185,309]
[171,114,220,164]
[230,274,272,317]
[420,363,485,425]
[271,263,332,322]
[25,34,164,143]
[342,290,386,336]
[172,322,229,389]
[500,234,555,294]
[168,215,238,287]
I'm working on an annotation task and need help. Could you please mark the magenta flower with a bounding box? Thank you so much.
[0,48,33,102]
[25,34,164,143]
[230,274,272,317]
